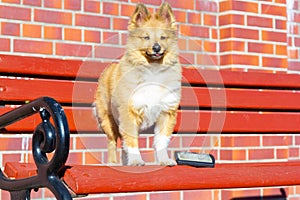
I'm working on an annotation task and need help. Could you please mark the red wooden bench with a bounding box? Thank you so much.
[0,54,300,199]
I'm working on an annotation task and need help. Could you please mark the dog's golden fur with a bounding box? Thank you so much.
[94,3,181,166]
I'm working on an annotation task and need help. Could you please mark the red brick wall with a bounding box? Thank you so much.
[1,0,300,199]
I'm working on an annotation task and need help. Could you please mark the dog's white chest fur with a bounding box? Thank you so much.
[129,65,181,129]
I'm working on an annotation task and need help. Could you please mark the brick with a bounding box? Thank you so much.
[184,190,213,200]
[131,0,162,6]
[103,2,119,15]
[289,147,300,158]
[220,27,259,40]
[23,0,41,6]
[262,57,288,68]
[262,30,287,43]
[14,40,53,55]
[64,28,82,42]
[168,0,194,9]
[222,189,261,200]
[220,1,258,13]
[247,16,273,28]
[220,54,259,66]
[23,24,42,38]
[64,0,81,10]
[197,54,218,66]
[173,10,187,23]
[114,193,147,200]
[221,136,260,147]
[67,152,83,165]
[94,46,124,59]
[0,38,10,51]
[2,153,22,165]
[248,42,273,54]
[35,9,72,25]
[276,45,287,56]
[288,49,298,59]
[113,18,128,31]
[76,136,107,150]
[263,188,288,197]
[219,14,244,26]
[84,0,100,13]
[180,25,209,38]
[84,151,102,164]
[289,61,300,71]
[188,39,202,51]
[44,26,62,40]
[276,148,289,159]
[204,41,217,52]
[2,0,20,3]
[249,148,274,160]
[196,1,218,12]
[75,14,110,29]
[0,138,22,150]
[140,150,155,162]
[103,32,119,45]
[220,41,245,52]
[44,0,62,8]
[220,149,246,160]
[262,4,286,17]
[180,52,195,65]
[276,19,287,30]
[188,12,201,24]
[1,22,20,36]
[204,14,217,26]
[121,4,136,17]
[84,30,101,43]
[150,191,181,200]
[178,38,188,50]
[0,5,31,21]
[56,43,92,57]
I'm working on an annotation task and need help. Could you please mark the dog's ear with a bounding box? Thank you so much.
[156,2,176,29]
[128,4,150,30]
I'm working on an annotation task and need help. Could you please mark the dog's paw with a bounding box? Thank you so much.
[127,159,145,166]
[159,159,177,166]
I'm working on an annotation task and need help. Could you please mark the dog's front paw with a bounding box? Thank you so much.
[159,159,177,166]
[127,159,145,166]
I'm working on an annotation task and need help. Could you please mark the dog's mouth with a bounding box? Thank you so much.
[146,52,165,60]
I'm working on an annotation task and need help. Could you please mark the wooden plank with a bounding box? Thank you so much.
[2,54,300,88]
[2,77,300,110]
[0,54,107,79]
[0,77,96,104]
[63,162,300,194]
[183,67,300,88]
[1,107,300,133]
[5,162,300,194]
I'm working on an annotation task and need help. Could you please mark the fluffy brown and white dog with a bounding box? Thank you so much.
[94,2,181,166]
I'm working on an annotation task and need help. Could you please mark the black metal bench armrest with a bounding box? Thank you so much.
[0,97,71,200]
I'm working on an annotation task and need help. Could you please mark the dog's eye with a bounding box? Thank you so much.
[161,36,167,40]
[143,36,150,40]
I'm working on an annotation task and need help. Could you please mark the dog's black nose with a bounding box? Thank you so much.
[152,43,161,53]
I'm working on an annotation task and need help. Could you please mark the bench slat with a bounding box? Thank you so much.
[1,107,300,133]
[65,162,300,194]
[2,77,300,110]
[0,54,106,79]
[2,55,300,88]
[5,162,300,194]
[183,68,300,88]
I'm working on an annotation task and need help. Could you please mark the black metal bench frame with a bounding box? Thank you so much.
[0,97,71,200]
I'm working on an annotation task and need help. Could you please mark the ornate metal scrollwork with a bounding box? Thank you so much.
[0,97,72,200]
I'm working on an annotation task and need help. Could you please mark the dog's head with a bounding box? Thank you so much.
[127,3,178,64]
